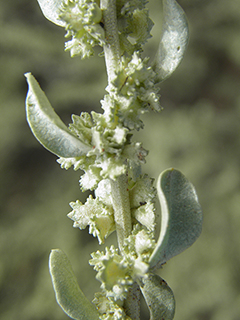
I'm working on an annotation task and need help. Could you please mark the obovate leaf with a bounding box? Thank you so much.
[37,0,65,26]
[140,273,175,320]
[49,249,99,320]
[25,73,91,158]
[149,169,202,268]
[153,0,189,82]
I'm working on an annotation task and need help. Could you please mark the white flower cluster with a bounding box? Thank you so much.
[89,225,155,317]
[108,52,162,130]
[57,52,161,190]
[90,246,133,301]
[116,0,154,55]
[59,0,105,58]
[58,0,153,59]
[67,170,157,316]
[68,195,115,244]
[93,291,132,319]
[68,175,156,243]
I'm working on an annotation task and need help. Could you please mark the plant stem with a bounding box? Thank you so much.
[101,0,131,252]
[110,174,132,253]
[101,1,141,318]
[101,0,120,84]
[110,175,140,319]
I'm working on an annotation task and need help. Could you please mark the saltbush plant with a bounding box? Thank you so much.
[25,0,203,319]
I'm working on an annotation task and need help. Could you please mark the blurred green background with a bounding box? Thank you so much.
[1,0,240,319]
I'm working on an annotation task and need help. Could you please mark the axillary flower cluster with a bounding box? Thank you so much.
[25,0,203,319]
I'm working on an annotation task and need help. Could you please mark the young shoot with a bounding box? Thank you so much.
[25,0,203,319]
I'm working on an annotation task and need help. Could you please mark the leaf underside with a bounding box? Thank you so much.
[25,73,91,158]
[149,168,203,268]
[49,249,99,320]
[37,0,65,26]
[140,273,175,320]
[153,0,189,82]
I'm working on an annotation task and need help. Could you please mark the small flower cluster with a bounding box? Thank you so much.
[59,0,105,58]
[90,246,133,301]
[116,0,154,55]
[89,226,155,318]
[68,174,156,243]
[68,195,115,244]
[57,52,160,189]
[67,162,157,317]
[108,52,162,130]
[59,0,153,59]
[93,291,131,320]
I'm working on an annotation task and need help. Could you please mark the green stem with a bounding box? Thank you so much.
[110,174,132,253]
[101,0,120,84]
[110,176,140,319]
[101,0,130,251]
[100,1,140,318]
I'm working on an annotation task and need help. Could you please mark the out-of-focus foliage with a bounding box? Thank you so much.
[0,0,240,319]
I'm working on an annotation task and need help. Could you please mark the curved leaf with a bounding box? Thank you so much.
[140,273,175,320]
[149,168,202,268]
[37,0,65,26]
[49,249,99,320]
[25,73,91,158]
[153,0,189,82]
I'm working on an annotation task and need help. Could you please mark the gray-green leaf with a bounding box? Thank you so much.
[37,0,65,26]
[25,73,91,158]
[153,0,189,82]
[49,249,99,320]
[149,169,202,268]
[140,273,175,320]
